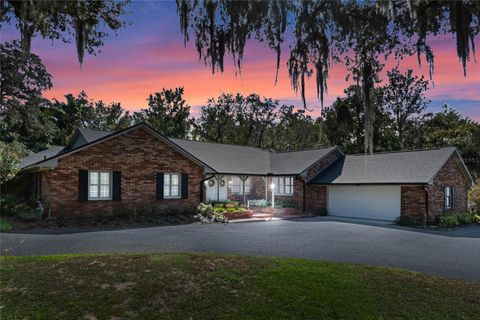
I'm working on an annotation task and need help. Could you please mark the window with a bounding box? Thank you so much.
[445,186,454,210]
[230,176,250,194]
[275,177,294,195]
[164,173,181,198]
[88,171,112,200]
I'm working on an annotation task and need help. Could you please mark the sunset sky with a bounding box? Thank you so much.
[3,1,479,121]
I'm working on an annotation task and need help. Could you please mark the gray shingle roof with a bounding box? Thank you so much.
[309,147,459,184]
[270,148,338,175]
[78,128,112,144]
[19,146,65,169]
[170,138,335,175]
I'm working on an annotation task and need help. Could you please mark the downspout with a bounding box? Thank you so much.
[423,185,429,226]
[302,179,306,211]
[200,175,215,203]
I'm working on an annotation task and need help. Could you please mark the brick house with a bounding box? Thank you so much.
[15,123,474,223]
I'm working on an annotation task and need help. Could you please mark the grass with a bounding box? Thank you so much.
[1,253,479,319]
[0,217,12,232]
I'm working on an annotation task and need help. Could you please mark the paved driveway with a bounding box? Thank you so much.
[2,217,479,282]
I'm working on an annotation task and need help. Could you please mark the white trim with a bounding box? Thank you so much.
[88,170,112,201]
[164,172,181,199]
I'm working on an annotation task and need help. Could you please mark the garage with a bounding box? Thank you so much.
[327,185,401,221]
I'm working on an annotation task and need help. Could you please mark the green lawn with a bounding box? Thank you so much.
[1,254,479,319]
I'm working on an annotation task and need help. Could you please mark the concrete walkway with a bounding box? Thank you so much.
[1,216,479,282]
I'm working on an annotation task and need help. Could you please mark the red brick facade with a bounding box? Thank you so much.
[400,186,426,220]
[18,127,469,223]
[40,127,203,216]
[400,155,469,223]
[426,155,469,221]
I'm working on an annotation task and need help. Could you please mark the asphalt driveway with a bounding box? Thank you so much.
[1,217,479,282]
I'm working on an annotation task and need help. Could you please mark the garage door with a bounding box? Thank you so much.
[327,185,401,221]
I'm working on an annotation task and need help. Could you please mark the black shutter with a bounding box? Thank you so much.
[78,170,88,201]
[156,172,164,200]
[112,171,121,201]
[181,173,188,199]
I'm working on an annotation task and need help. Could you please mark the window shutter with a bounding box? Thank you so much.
[451,186,455,209]
[78,170,88,201]
[112,171,121,201]
[157,172,164,200]
[181,173,188,199]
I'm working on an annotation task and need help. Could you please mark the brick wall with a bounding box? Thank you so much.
[426,155,469,221]
[304,149,343,181]
[41,127,204,216]
[304,185,327,211]
[401,185,426,220]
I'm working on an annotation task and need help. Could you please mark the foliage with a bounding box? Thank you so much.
[133,88,191,138]
[436,214,461,229]
[0,141,27,184]
[50,91,132,145]
[211,202,245,213]
[0,194,25,217]
[194,93,278,147]
[17,206,43,222]
[195,203,228,223]
[421,106,480,177]
[395,215,423,227]
[1,0,129,65]
[176,0,480,153]
[311,208,328,216]
[435,212,478,229]
[247,199,269,208]
[0,217,12,232]
[0,41,52,105]
[381,67,430,150]
[469,180,480,213]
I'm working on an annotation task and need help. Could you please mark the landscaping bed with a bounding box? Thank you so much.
[1,253,479,319]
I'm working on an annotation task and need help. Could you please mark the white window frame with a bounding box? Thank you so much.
[88,170,112,200]
[164,173,181,199]
[230,176,250,194]
[445,186,454,210]
[275,177,294,196]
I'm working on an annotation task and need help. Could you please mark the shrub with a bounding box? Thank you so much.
[436,214,460,229]
[312,208,328,216]
[395,215,422,227]
[1,195,25,216]
[195,203,228,223]
[0,217,12,232]
[17,205,43,222]
[457,212,473,225]
[248,199,268,208]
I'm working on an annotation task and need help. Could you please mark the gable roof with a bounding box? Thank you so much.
[20,124,214,172]
[309,147,474,185]
[170,138,337,175]
[20,123,337,175]
[19,146,66,169]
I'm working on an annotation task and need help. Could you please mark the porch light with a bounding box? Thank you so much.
[270,183,275,190]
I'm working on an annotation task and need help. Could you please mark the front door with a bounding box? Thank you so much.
[205,177,227,202]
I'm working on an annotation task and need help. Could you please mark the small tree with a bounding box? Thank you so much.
[0,141,27,185]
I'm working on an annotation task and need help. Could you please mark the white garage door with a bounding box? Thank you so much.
[328,185,401,221]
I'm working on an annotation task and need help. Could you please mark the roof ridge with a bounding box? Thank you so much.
[273,146,335,154]
[79,127,112,133]
[170,138,271,152]
[347,146,455,157]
